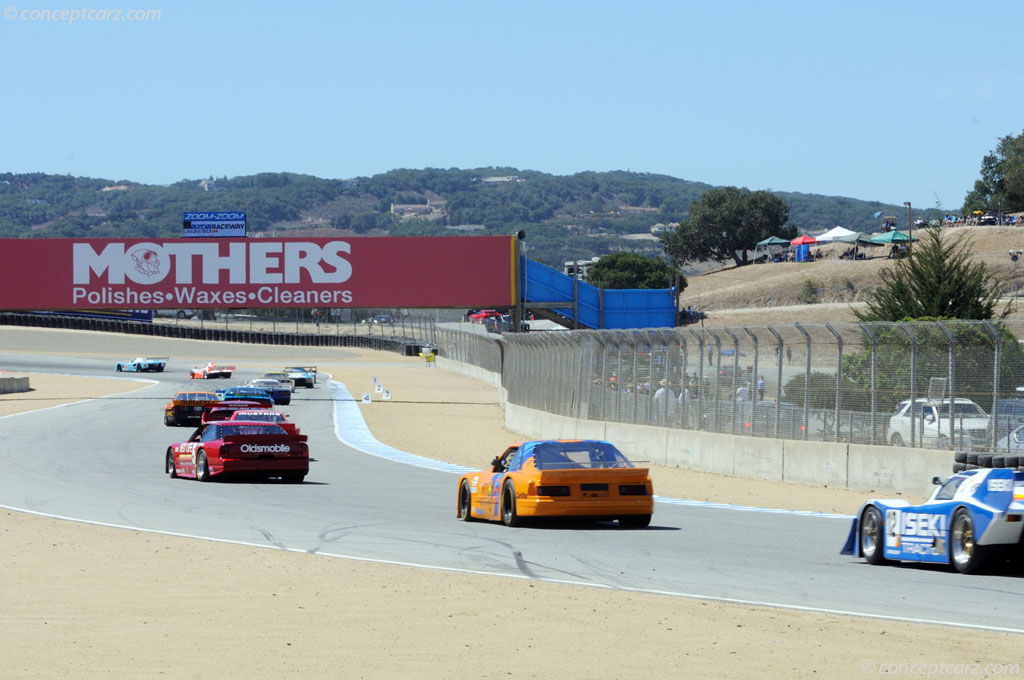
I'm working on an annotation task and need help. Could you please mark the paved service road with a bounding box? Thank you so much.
[2,353,1023,633]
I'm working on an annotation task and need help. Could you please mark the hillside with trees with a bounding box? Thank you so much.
[0,168,937,269]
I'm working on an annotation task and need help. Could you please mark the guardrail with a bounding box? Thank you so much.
[0,313,426,356]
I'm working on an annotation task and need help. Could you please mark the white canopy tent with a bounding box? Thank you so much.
[815,225,858,243]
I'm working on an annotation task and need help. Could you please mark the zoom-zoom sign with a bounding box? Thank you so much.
[71,241,355,306]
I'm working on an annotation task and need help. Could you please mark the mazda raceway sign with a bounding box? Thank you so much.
[0,236,517,310]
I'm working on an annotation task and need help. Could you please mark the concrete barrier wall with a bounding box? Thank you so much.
[435,357,502,387]
[782,440,849,488]
[0,376,30,394]
[847,444,951,497]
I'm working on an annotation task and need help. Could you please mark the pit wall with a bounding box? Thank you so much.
[0,375,30,394]
[502,402,952,498]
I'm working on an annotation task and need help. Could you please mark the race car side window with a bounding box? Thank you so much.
[935,474,972,501]
[201,425,220,442]
[492,446,518,472]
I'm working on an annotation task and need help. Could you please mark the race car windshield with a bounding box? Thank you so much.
[532,442,633,470]
[220,424,286,436]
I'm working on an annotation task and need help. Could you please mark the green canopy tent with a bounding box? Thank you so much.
[755,235,794,263]
[868,230,918,244]
[869,229,918,259]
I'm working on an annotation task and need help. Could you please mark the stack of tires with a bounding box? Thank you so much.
[954,451,1022,473]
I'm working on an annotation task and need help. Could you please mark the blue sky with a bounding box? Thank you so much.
[2,0,1022,210]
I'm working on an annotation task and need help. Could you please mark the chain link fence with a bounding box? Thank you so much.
[397,316,1024,454]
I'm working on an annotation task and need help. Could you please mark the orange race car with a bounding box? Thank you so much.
[163,390,221,427]
[189,362,236,379]
[457,439,653,528]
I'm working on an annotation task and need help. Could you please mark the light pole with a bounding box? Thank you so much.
[903,201,912,254]
[1011,250,1022,313]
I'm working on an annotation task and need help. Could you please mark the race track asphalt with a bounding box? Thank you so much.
[2,351,1023,633]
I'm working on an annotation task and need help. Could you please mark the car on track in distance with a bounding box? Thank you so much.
[456,439,653,528]
[246,378,292,406]
[224,409,299,434]
[262,371,295,392]
[841,467,1024,574]
[284,366,317,388]
[115,356,167,372]
[201,400,272,424]
[164,390,221,427]
[189,362,236,379]
[165,421,308,483]
[216,386,274,408]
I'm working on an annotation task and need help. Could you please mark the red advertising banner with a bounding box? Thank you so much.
[0,236,517,310]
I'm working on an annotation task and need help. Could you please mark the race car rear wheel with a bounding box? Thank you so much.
[458,480,475,521]
[501,482,521,527]
[116,365,122,372]
[196,450,210,482]
[951,508,987,574]
[860,506,887,565]
[282,471,305,484]
[166,449,177,478]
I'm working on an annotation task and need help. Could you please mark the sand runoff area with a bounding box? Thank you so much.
[1,327,1021,679]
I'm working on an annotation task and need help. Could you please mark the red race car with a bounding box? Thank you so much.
[201,400,271,424]
[166,421,308,483]
[189,362,235,379]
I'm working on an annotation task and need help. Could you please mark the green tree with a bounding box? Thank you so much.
[659,187,793,267]
[586,252,687,290]
[963,130,1024,215]
[854,227,1006,323]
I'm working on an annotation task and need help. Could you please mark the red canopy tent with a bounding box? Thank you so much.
[790,235,817,245]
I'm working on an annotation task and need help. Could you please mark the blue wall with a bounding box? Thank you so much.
[521,258,676,329]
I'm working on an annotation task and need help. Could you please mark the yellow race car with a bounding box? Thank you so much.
[457,439,653,528]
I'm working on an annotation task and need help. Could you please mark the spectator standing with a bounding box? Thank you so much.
[757,375,765,401]
[736,383,750,401]
[653,380,677,424]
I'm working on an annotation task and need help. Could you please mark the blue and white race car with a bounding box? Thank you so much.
[284,366,316,388]
[842,467,1024,574]
[115,356,167,372]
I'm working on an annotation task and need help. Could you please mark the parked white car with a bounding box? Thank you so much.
[888,398,990,449]
[995,424,1024,453]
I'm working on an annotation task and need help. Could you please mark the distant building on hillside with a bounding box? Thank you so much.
[481,175,524,183]
[101,184,130,192]
[563,256,601,279]
[390,198,446,221]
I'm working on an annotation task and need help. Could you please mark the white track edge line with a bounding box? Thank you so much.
[1,503,1019,635]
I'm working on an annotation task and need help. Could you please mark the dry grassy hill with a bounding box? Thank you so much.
[681,225,1024,327]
